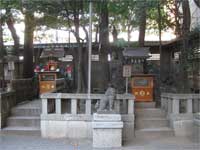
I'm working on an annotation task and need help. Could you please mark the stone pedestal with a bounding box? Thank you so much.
[92,113,123,148]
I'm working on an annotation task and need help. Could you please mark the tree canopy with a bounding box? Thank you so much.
[0,0,197,92]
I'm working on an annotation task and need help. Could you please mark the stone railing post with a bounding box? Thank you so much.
[161,95,164,109]
[86,99,91,115]
[71,99,77,115]
[167,98,172,115]
[172,98,180,114]
[193,99,199,113]
[114,100,120,114]
[128,99,134,114]
[56,98,61,114]
[122,100,127,114]
[42,98,48,114]
[187,99,193,113]
[199,99,200,112]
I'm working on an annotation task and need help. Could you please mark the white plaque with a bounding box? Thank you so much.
[123,65,132,77]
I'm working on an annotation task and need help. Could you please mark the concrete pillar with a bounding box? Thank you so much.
[187,99,193,113]
[56,98,61,114]
[86,99,91,115]
[128,99,134,114]
[172,99,179,114]
[42,99,48,114]
[71,99,77,115]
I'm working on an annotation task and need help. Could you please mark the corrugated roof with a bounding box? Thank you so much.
[123,47,151,58]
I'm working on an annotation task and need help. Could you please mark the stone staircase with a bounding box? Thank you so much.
[135,102,174,138]
[3,100,41,135]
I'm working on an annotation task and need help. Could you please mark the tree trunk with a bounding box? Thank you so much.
[23,12,35,78]
[0,16,4,58]
[74,10,85,93]
[174,0,181,36]
[112,25,118,43]
[180,0,191,92]
[98,0,110,91]
[0,15,5,90]
[99,0,109,62]
[158,2,162,65]
[138,0,147,47]
[6,10,20,55]
[127,24,131,46]
[95,25,99,43]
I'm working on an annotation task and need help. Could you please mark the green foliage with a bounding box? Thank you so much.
[0,0,186,44]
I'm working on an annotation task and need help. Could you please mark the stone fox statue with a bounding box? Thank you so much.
[96,84,116,112]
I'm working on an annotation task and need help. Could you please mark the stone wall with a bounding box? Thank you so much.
[0,78,38,129]
[11,78,38,103]
[0,91,16,129]
[40,114,134,141]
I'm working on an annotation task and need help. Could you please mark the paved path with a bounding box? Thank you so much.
[0,132,199,150]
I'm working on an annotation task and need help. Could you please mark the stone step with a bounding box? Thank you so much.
[135,108,166,118]
[135,127,174,138]
[135,118,169,129]
[135,102,156,108]
[2,127,41,136]
[11,107,41,117]
[7,116,40,127]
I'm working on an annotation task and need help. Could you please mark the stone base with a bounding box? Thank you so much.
[168,114,194,137]
[193,113,200,143]
[92,113,123,148]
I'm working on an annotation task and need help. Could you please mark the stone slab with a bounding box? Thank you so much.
[92,121,123,129]
[41,120,92,139]
[93,113,121,121]
[93,128,122,148]
[92,114,123,148]
[172,120,193,137]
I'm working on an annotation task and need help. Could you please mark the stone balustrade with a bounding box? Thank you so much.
[161,93,200,137]
[161,93,200,115]
[41,93,134,115]
[40,93,135,140]
[0,91,16,129]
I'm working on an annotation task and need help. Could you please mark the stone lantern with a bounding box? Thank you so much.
[4,47,18,91]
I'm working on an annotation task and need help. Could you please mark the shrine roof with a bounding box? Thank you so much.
[123,47,151,58]
[40,48,65,58]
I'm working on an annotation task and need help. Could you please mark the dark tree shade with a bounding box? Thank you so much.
[194,0,200,8]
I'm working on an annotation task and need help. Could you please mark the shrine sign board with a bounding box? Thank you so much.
[123,65,132,77]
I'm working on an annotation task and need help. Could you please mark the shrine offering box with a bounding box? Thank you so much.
[131,74,154,102]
